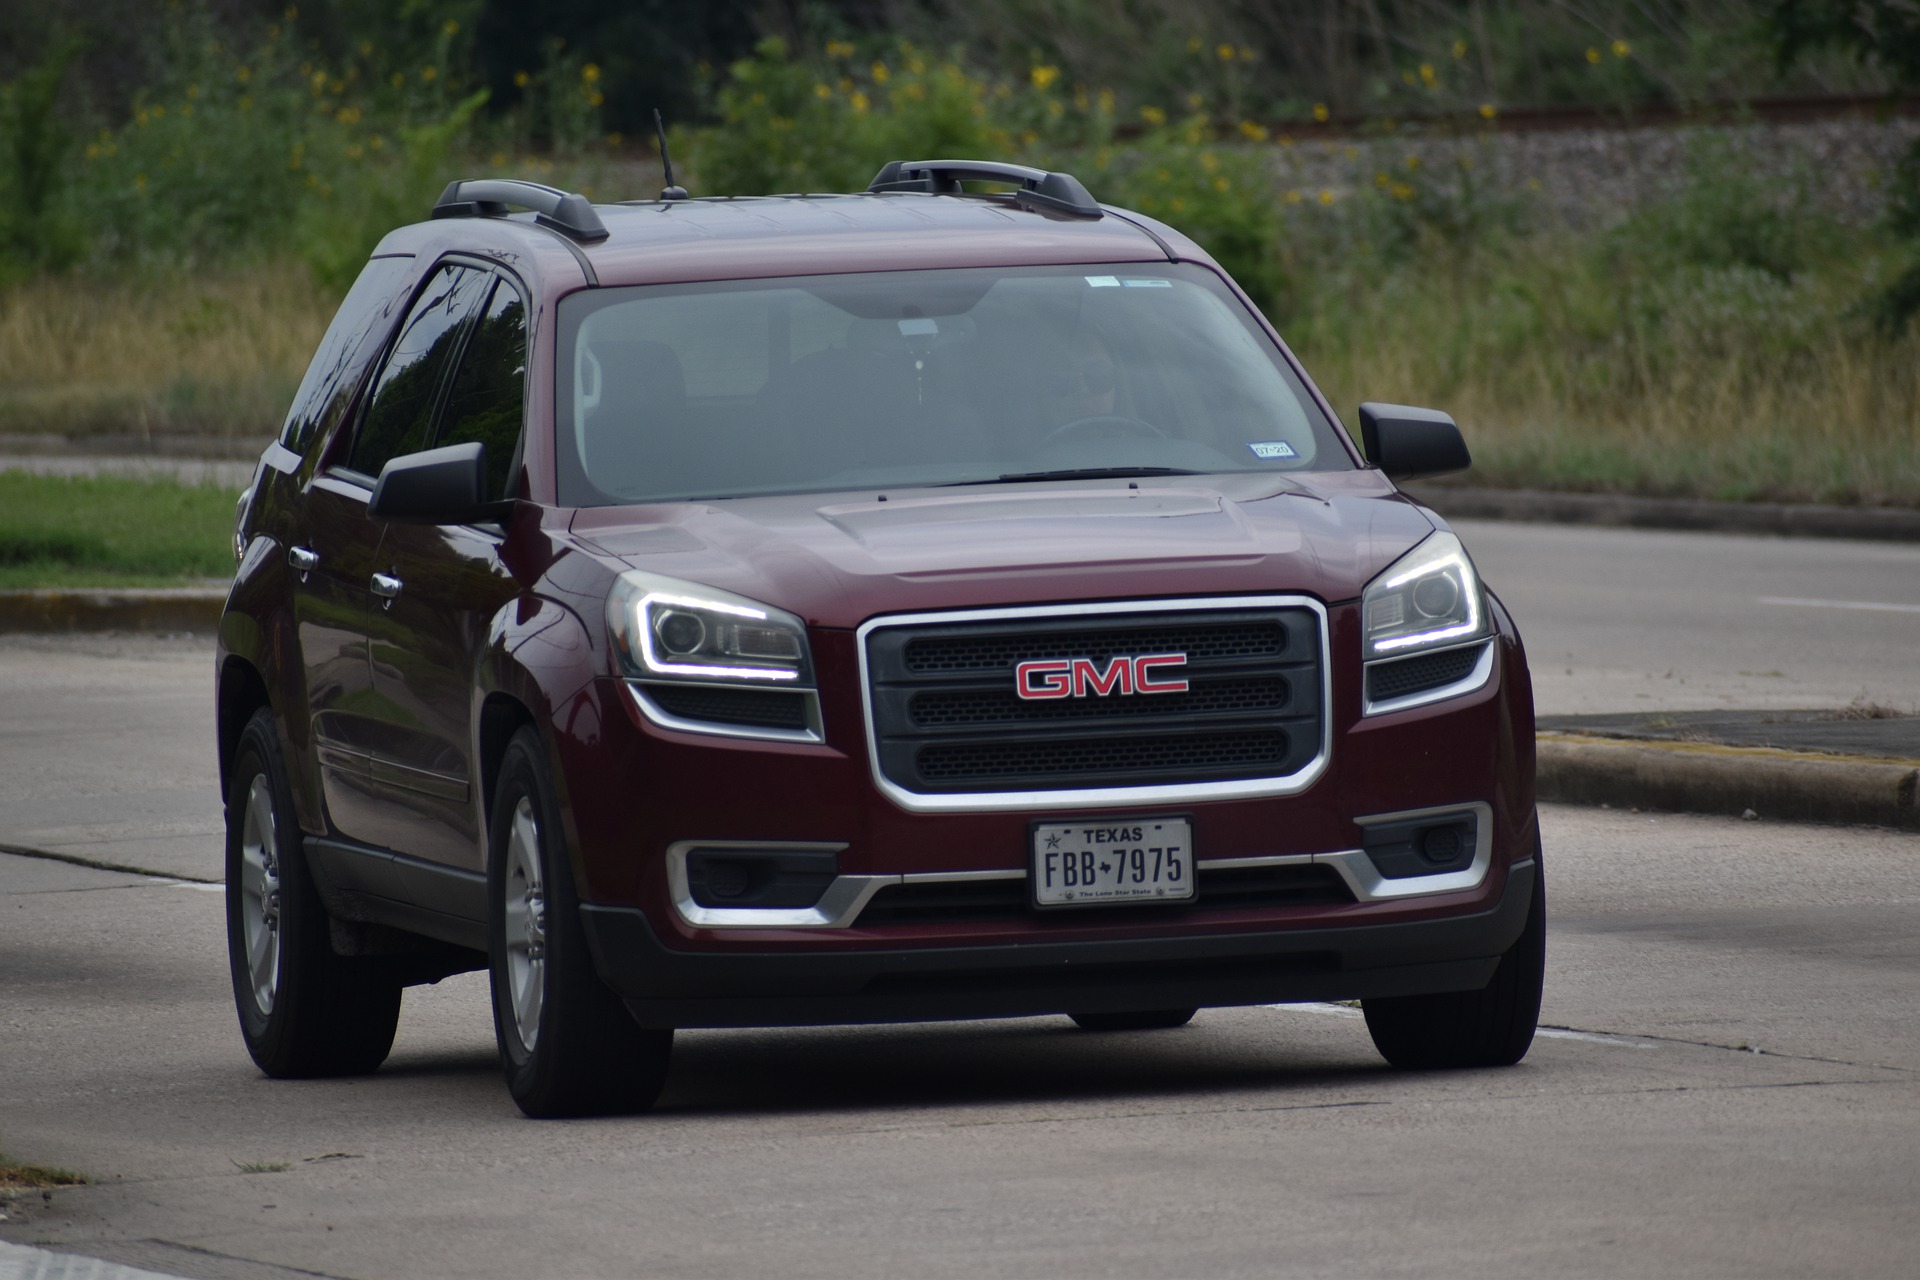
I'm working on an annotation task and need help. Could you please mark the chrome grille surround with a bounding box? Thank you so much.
[857,596,1332,814]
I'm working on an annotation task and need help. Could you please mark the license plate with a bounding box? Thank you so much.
[1031,817,1194,908]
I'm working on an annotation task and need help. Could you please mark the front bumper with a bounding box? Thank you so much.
[580,857,1535,1028]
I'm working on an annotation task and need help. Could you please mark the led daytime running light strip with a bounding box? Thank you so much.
[634,591,802,683]
[1370,548,1482,655]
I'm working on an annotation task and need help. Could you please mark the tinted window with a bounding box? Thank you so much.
[556,263,1350,506]
[437,278,528,502]
[349,264,489,478]
[279,256,414,453]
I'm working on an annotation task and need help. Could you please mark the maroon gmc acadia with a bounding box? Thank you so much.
[216,160,1543,1118]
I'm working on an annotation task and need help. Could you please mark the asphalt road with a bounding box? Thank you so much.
[1456,519,1920,716]
[2,805,1916,1280]
[2,521,1917,1278]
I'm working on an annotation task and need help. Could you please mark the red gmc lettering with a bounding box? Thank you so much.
[1014,654,1189,700]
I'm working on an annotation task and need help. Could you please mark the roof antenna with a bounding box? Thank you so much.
[654,108,689,201]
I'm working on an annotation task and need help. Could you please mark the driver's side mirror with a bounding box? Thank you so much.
[1358,403,1472,482]
[368,442,509,524]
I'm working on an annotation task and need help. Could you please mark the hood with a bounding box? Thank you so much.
[567,470,1436,628]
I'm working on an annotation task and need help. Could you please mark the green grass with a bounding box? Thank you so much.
[0,1143,87,1189]
[0,472,237,589]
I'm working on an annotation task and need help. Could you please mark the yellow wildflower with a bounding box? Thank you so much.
[1612,40,1631,58]
[391,71,405,87]
[443,19,458,35]
[1238,120,1268,142]
[186,83,200,99]
[814,82,831,99]
[1318,189,1335,205]
[1211,176,1229,193]
[588,90,604,107]
[514,70,530,88]
[1097,88,1114,113]
[1451,39,1468,59]
[1140,105,1166,126]
[871,61,890,84]
[1216,43,1234,61]
[1187,92,1204,109]
[1390,182,1414,200]
[1283,189,1302,204]
[1586,47,1602,64]
[1478,102,1497,120]
[1312,102,1329,123]
[1030,64,1059,90]
[1238,47,1256,62]
[1375,171,1389,187]
[152,104,167,119]
[1419,63,1436,87]
[422,65,437,82]
[850,90,869,113]
[582,63,601,84]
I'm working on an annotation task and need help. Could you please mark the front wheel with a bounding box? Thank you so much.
[488,727,672,1118]
[1363,855,1545,1070]
[225,707,401,1077]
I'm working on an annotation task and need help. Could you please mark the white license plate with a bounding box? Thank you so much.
[1031,817,1194,908]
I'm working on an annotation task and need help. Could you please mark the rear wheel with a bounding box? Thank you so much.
[1363,854,1545,1070]
[1069,1009,1197,1032]
[488,728,672,1118]
[225,707,401,1077]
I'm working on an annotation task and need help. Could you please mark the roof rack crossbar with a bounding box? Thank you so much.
[432,178,610,243]
[866,160,1103,220]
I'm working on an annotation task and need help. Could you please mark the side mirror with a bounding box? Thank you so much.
[1358,403,1472,482]
[368,442,506,524]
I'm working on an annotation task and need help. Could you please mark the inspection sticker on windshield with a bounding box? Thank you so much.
[1085,275,1122,288]
[1249,441,1297,459]
[1121,278,1172,288]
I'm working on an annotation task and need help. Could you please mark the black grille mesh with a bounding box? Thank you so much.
[904,621,1285,674]
[870,606,1322,794]
[918,731,1290,782]
[1367,644,1484,703]
[909,675,1288,727]
[645,684,811,730]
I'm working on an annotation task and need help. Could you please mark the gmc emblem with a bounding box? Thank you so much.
[1014,653,1190,700]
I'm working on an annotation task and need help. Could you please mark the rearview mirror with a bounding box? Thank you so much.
[368,442,508,524]
[1358,403,1472,482]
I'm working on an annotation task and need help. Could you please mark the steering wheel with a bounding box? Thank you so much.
[1038,415,1169,446]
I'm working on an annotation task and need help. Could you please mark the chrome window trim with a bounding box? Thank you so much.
[855,595,1333,814]
[628,681,825,745]
[1360,638,1495,718]
[665,840,868,928]
[1327,800,1494,900]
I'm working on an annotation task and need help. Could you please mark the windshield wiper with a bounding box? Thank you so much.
[941,466,1204,486]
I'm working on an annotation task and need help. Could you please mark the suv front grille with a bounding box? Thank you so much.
[865,605,1324,796]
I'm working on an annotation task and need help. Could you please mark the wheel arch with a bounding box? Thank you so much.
[217,655,273,799]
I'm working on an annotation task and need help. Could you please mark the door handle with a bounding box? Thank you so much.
[288,546,319,578]
[370,572,403,606]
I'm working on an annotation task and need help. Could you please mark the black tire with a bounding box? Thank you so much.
[1068,1009,1197,1032]
[487,727,673,1118]
[1363,853,1546,1070]
[225,707,401,1078]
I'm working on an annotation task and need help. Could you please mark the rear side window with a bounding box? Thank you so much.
[278,255,414,453]
[436,278,528,501]
[348,263,490,479]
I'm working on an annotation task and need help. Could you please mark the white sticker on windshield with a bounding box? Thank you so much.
[1085,276,1121,288]
[897,318,938,335]
[1122,278,1173,288]
[1249,441,1297,459]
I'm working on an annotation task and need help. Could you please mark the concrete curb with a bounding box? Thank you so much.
[1405,485,1920,543]
[0,588,225,633]
[1538,732,1920,830]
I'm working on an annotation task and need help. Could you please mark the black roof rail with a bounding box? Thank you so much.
[432,179,609,243]
[867,160,1103,220]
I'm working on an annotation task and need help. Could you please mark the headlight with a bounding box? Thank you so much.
[1361,531,1488,659]
[607,570,813,686]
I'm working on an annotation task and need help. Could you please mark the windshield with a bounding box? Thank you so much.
[556,263,1352,505]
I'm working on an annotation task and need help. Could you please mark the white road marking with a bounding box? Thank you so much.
[168,881,225,893]
[1759,596,1920,615]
